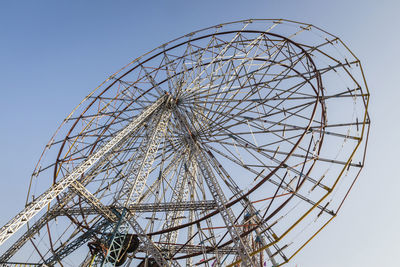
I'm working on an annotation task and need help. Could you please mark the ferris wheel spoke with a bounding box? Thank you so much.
[201,141,334,219]
[161,48,190,96]
[184,25,252,94]
[221,95,317,133]
[179,40,217,94]
[211,81,316,130]
[58,123,147,168]
[219,125,304,152]
[182,56,259,106]
[184,98,314,149]
[116,77,160,102]
[209,126,327,190]
[214,138,359,168]
[204,150,280,265]
[191,34,270,117]
[201,100,315,137]
[185,74,317,133]
[183,52,317,102]
[183,39,234,91]
[66,104,147,122]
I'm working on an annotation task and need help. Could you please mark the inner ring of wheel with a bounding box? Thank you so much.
[52,30,325,252]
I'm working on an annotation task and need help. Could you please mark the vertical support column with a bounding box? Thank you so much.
[171,104,254,265]
[159,151,194,248]
[185,158,198,267]
[103,102,180,266]
[117,108,172,207]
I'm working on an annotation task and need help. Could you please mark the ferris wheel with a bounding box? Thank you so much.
[0,19,370,267]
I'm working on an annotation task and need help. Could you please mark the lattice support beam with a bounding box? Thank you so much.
[0,151,189,262]
[170,105,255,265]
[205,150,280,265]
[0,164,118,263]
[137,244,239,255]
[0,212,54,263]
[53,201,216,216]
[70,181,118,222]
[0,95,167,246]
[195,151,255,266]
[159,152,193,246]
[117,107,172,207]
[104,105,175,266]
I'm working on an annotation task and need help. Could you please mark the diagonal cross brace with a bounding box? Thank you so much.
[70,181,118,222]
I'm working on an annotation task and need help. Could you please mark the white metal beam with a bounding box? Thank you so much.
[0,95,167,246]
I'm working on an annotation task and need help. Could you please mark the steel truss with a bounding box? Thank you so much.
[158,151,193,249]
[52,201,217,216]
[0,95,167,246]
[100,104,176,266]
[196,149,256,266]
[0,19,370,267]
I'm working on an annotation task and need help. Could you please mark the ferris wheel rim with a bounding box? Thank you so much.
[15,19,370,266]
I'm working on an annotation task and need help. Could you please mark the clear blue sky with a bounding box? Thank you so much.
[0,1,398,266]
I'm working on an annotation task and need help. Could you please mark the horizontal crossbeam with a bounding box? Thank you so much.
[137,244,239,255]
[52,201,217,217]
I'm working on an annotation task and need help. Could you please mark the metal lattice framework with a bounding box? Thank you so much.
[0,19,370,267]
